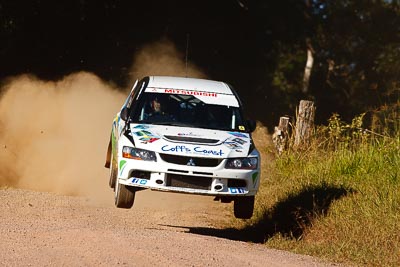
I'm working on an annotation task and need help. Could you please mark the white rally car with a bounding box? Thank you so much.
[105,76,260,219]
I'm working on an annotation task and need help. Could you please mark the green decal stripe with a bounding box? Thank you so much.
[111,129,117,160]
[119,160,127,170]
[252,172,259,185]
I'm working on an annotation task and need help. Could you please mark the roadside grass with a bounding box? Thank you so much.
[238,108,400,266]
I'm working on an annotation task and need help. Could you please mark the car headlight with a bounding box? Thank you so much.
[122,146,157,161]
[225,157,258,169]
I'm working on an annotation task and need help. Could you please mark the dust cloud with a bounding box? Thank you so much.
[0,72,125,200]
[0,39,210,206]
[129,38,206,83]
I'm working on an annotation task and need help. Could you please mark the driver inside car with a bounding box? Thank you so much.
[147,96,176,122]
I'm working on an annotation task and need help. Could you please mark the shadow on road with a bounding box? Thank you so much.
[162,184,353,243]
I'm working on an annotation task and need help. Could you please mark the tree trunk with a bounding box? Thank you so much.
[302,38,314,94]
[272,116,290,154]
[294,100,315,148]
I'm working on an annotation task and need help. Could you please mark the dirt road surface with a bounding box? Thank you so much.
[0,188,341,267]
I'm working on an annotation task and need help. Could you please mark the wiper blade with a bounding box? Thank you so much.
[152,121,180,126]
[161,122,194,127]
[136,120,177,126]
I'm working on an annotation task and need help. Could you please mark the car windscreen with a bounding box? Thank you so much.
[130,92,247,131]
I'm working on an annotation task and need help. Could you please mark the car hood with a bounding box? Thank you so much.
[129,123,251,158]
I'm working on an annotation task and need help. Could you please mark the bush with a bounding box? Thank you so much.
[237,108,400,266]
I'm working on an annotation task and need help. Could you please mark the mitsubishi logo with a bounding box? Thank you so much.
[187,158,196,166]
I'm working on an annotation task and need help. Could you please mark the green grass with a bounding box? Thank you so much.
[235,113,400,266]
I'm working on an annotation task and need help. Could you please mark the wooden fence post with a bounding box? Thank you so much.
[272,116,290,154]
[294,100,316,148]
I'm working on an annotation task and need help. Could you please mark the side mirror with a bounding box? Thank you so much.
[247,119,257,133]
[120,107,129,121]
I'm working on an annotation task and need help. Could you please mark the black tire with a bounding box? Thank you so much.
[115,181,135,209]
[234,196,255,219]
[109,154,117,189]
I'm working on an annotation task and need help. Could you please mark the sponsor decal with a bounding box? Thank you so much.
[145,87,239,107]
[133,130,160,143]
[164,89,217,97]
[133,124,150,129]
[129,178,148,185]
[252,172,259,187]
[114,114,120,125]
[193,147,224,156]
[231,138,247,145]
[111,131,117,159]
[161,145,224,156]
[119,160,127,170]
[140,137,159,143]
[147,87,218,97]
[161,145,191,153]
[223,137,246,149]
[229,187,246,194]
[177,132,201,137]
[223,141,242,149]
[133,130,152,137]
[119,160,127,176]
[228,132,248,138]
[116,114,123,135]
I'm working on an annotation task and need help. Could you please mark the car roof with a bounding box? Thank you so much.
[146,76,233,95]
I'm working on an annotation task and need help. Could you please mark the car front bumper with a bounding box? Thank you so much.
[117,157,260,197]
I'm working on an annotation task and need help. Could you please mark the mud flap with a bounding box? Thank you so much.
[104,138,111,168]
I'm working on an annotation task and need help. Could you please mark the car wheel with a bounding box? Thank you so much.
[109,153,117,189]
[114,178,135,209]
[233,196,254,219]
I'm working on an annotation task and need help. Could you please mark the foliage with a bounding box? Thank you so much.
[235,109,400,266]
[317,112,369,149]
[1,0,399,127]
[247,0,400,124]
[370,99,400,136]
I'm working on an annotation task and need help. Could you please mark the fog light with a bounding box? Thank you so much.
[214,184,223,191]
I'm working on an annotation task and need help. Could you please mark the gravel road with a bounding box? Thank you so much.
[0,187,341,267]
[0,69,344,267]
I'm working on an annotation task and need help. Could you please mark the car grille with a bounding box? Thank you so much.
[228,179,247,187]
[160,154,222,167]
[166,174,212,190]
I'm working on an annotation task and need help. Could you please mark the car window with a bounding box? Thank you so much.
[131,92,246,131]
